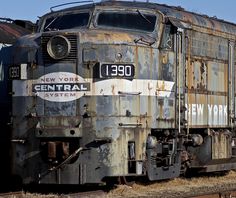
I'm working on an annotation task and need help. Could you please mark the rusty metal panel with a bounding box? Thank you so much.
[187,60,207,90]
[0,21,31,44]
[159,51,175,81]
[191,31,228,60]
[41,1,236,36]
[212,130,231,159]
[154,3,236,35]
[207,61,228,93]
[186,59,228,127]
[136,46,158,80]
[83,44,135,65]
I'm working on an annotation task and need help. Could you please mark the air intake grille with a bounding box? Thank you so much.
[41,34,77,64]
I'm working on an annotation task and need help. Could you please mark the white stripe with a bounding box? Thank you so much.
[12,72,175,102]
[91,79,174,97]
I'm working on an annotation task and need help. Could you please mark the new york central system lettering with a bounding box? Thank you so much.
[186,103,228,125]
[32,83,90,92]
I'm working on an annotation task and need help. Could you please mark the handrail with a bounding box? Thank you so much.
[50,1,94,12]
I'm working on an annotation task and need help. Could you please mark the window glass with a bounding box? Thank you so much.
[43,12,90,31]
[97,11,156,32]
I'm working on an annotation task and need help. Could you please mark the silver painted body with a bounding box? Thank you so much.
[10,1,236,184]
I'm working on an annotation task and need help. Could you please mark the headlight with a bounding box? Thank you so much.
[47,35,71,59]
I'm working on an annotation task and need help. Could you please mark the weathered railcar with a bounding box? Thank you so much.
[0,18,33,188]
[8,1,236,185]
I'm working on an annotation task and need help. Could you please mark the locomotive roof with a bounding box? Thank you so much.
[0,20,32,44]
[50,1,236,36]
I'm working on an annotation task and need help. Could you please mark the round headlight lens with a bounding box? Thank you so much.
[47,35,71,59]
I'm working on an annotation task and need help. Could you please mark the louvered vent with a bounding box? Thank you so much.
[41,34,77,64]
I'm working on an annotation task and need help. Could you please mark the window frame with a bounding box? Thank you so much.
[39,9,92,32]
[93,8,159,34]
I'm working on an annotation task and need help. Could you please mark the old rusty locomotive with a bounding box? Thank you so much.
[5,1,236,185]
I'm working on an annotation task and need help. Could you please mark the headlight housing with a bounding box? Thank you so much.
[47,35,71,59]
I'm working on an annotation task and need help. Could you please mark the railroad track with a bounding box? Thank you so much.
[0,190,107,198]
[190,190,236,198]
[2,188,236,198]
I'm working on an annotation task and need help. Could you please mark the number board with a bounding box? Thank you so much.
[100,64,135,78]
[9,66,21,79]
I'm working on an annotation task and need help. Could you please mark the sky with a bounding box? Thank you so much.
[0,0,236,24]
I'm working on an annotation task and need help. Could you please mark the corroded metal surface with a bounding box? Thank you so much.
[50,1,236,35]
[0,20,31,44]
[6,0,236,186]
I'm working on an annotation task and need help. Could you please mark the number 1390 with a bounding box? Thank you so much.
[100,64,135,78]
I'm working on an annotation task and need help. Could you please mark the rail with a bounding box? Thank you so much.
[0,190,107,198]
[50,1,94,12]
[2,187,236,198]
[190,191,236,198]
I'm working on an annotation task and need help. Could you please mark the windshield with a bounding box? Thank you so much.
[97,11,157,32]
[43,12,90,31]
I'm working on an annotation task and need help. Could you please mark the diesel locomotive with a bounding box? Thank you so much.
[6,1,236,185]
[0,18,33,188]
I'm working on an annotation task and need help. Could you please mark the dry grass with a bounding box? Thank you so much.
[108,171,236,197]
[0,192,60,198]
